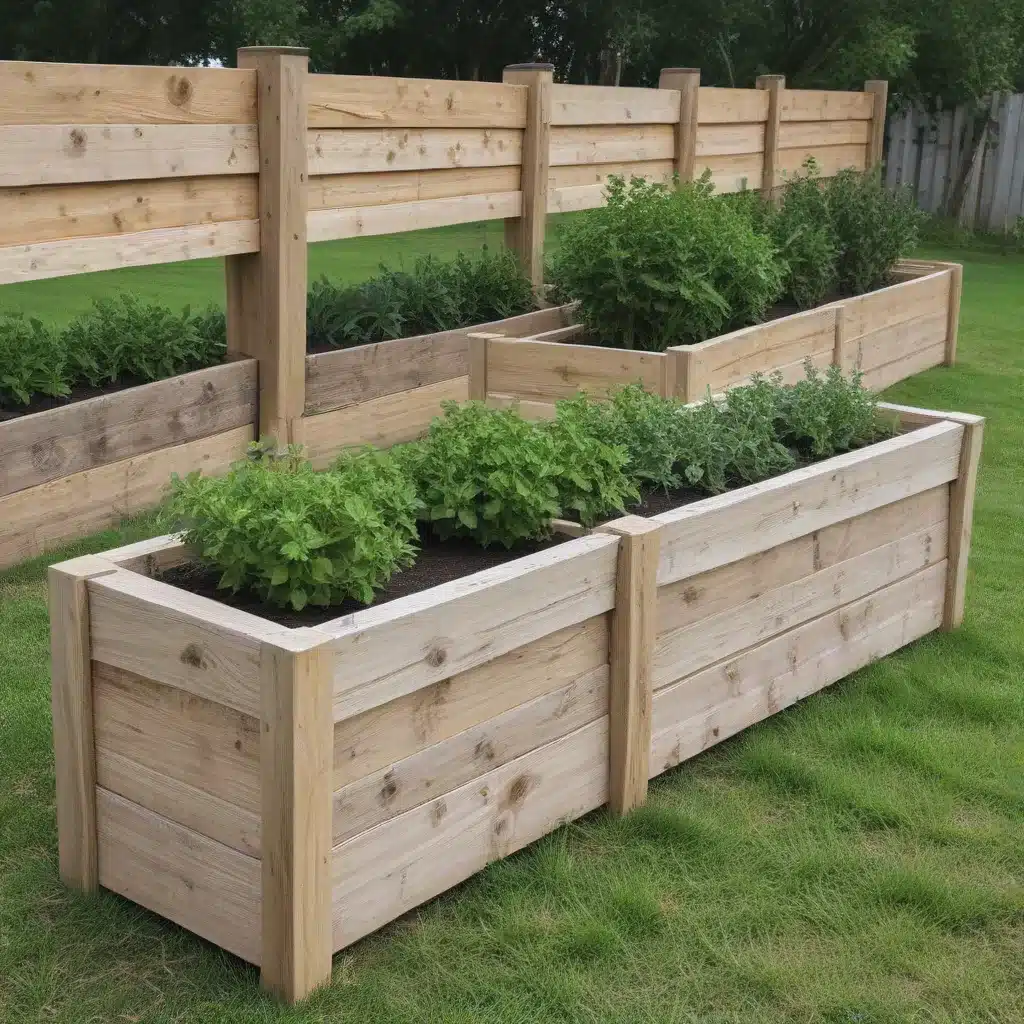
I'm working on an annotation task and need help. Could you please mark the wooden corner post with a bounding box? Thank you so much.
[756,74,785,201]
[260,630,333,1002]
[466,333,490,401]
[864,79,889,169]
[503,63,553,291]
[658,68,700,182]
[944,263,964,365]
[944,415,984,630]
[49,555,118,891]
[226,46,310,447]
[598,517,662,815]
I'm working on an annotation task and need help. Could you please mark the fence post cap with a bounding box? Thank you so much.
[503,62,555,72]
[237,45,310,57]
[660,67,700,74]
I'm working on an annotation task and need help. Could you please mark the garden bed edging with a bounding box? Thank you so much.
[49,401,982,1003]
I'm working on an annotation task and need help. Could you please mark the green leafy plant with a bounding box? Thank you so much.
[550,174,782,351]
[164,444,420,610]
[771,161,841,309]
[775,361,896,457]
[63,294,226,387]
[717,373,797,483]
[0,313,70,409]
[826,168,923,295]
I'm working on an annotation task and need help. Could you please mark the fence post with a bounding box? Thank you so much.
[864,79,889,168]
[226,46,310,447]
[944,263,963,365]
[259,630,333,1003]
[49,555,119,892]
[502,63,553,291]
[943,415,985,630]
[466,333,490,400]
[756,74,785,201]
[597,516,662,815]
[658,68,700,182]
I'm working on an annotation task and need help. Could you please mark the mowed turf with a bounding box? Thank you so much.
[0,241,1021,1023]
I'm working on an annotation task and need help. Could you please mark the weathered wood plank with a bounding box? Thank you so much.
[843,311,948,377]
[308,127,522,175]
[96,788,261,964]
[332,614,609,789]
[0,219,259,285]
[88,568,272,718]
[695,123,765,158]
[321,533,620,721]
[0,425,252,569]
[308,165,519,210]
[331,717,609,950]
[100,534,191,574]
[0,360,257,497]
[654,421,964,587]
[549,84,680,126]
[780,90,875,122]
[0,174,258,246]
[298,377,468,468]
[0,62,257,125]
[548,124,675,166]
[654,519,948,688]
[0,124,258,187]
[858,342,948,396]
[486,337,664,402]
[308,191,521,242]
[841,271,951,341]
[651,562,946,775]
[308,74,526,129]
[697,87,769,125]
[333,664,608,843]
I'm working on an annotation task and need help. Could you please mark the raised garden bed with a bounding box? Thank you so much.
[473,260,962,417]
[49,399,982,1003]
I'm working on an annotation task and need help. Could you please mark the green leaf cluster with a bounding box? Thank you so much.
[164,444,420,611]
[0,314,70,408]
[307,248,534,350]
[549,174,784,351]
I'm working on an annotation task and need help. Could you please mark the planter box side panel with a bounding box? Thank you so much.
[0,423,252,571]
[842,270,951,390]
[649,485,950,776]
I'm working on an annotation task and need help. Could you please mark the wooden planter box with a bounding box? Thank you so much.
[49,402,982,1003]
[471,260,963,418]
[0,359,257,571]
[296,306,570,468]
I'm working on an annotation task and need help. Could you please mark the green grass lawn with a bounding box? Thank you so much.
[1,242,1022,1023]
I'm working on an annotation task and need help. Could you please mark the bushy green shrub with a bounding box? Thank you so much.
[550,175,782,351]
[0,314,69,409]
[826,169,923,295]
[165,444,420,610]
[63,295,226,387]
[775,362,896,457]
[306,249,534,350]
[771,163,840,308]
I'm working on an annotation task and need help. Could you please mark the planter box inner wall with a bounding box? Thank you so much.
[49,402,983,1001]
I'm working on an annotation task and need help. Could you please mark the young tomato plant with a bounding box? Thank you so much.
[0,313,70,410]
[165,444,420,610]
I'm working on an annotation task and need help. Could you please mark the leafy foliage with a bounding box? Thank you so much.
[306,249,534,350]
[63,295,226,387]
[0,314,69,410]
[826,169,924,295]
[550,175,782,351]
[164,443,420,610]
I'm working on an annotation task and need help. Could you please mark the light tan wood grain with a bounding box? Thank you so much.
[780,90,874,122]
[944,416,984,630]
[757,76,784,200]
[778,119,871,149]
[841,270,951,341]
[321,533,620,722]
[0,62,257,125]
[548,124,675,166]
[548,159,674,189]
[0,425,252,570]
[864,81,889,167]
[945,262,963,365]
[697,152,764,192]
[96,787,261,964]
[308,165,519,209]
[308,74,526,129]
[654,421,964,587]
[859,342,948,392]
[331,717,609,950]
[549,83,680,126]
[776,142,867,182]
[651,562,946,775]
[842,310,948,376]
[100,533,191,574]
[0,360,257,497]
[659,69,700,180]
[695,122,765,158]
[697,87,769,124]
[0,174,258,246]
[308,127,523,175]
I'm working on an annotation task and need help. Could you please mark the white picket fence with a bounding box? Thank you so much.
[886,93,1024,232]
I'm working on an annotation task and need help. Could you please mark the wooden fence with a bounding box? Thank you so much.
[0,49,888,568]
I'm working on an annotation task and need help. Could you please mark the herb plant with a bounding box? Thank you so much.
[165,444,420,610]
[0,314,69,410]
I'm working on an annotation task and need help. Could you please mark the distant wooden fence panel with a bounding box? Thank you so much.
[886,93,1024,232]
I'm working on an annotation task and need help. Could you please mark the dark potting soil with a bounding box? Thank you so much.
[0,377,152,422]
[157,527,567,628]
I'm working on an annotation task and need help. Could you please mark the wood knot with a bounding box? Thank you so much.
[682,585,700,605]
[179,643,206,669]
[30,438,63,474]
[474,739,496,762]
[167,75,194,107]
[425,645,447,668]
[378,774,398,805]
[507,774,531,807]
[430,799,447,826]
[66,128,87,155]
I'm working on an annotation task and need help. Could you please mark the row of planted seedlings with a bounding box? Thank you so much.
[51,362,983,1002]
